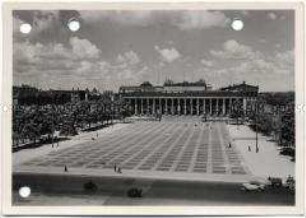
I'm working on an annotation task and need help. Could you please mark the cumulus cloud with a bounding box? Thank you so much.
[13,37,146,90]
[175,11,229,30]
[14,36,101,68]
[197,40,294,89]
[69,37,100,60]
[268,12,277,20]
[210,39,262,60]
[200,59,213,67]
[32,11,59,32]
[116,50,140,66]
[79,10,229,30]
[275,50,294,66]
[13,11,60,35]
[13,17,25,33]
[80,10,153,26]
[215,40,293,74]
[155,46,181,63]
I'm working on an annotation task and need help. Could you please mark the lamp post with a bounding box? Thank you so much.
[255,99,259,153]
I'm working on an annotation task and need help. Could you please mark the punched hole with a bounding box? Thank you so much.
[19,186,31,198]
[20,23,32,34]
[231,19,244,31]
[68,19,80,32]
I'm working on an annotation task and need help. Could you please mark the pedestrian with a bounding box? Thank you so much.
[248,146,251,151]
[114,164,117,172]
[118,167,122,173]
[64,165,68,172]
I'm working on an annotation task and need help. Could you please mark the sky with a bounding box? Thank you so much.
[13,10,294,92]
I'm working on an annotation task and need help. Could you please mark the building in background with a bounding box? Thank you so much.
[119,81,259,117]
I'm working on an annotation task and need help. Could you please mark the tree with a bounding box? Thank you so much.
[279,106,295,147]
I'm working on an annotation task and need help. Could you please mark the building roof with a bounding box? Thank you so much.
[220,81,258,91]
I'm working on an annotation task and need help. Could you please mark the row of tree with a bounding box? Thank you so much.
[248,93,295,148]
[13,93,133,147]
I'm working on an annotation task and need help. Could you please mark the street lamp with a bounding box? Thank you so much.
[255,99,259,153]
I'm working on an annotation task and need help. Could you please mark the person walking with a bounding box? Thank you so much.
[118,167,122,173]
[114,164,117,172]
[64,165,68,172]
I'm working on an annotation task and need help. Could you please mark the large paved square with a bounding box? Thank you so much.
[21,120,249,178]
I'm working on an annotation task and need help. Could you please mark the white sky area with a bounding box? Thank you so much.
[13,10,294,92]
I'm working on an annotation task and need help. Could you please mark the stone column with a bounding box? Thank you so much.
[172,98,174,115]
[159,98,161,114]
[210,98,212,115]
[243,98,247,117]
[147,98,150,115]
[178,99,181,115]
[243,98,247,111]
[217,98,220,115]
[229,98,232,114]
[203,98,206,115]
[141,98,144,115]
[197,98,200,116]
[222,98,226,116]
[135,99,138,115]
[190,99,193,115]
[128,99,131,111]
[184,98,187,115]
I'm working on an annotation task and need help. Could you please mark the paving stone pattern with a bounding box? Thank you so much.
[23,121,247,175]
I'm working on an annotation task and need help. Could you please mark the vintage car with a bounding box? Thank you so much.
[241,181,266,192]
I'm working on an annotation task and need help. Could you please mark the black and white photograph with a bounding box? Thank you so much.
[3,3,304,214]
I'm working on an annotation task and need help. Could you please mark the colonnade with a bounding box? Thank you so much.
[125,97,250,116]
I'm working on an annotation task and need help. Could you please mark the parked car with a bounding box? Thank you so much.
[127,188,143,198]
[280,147,295,157]
[284,176,295,192]
[268,177,283,188]
[241,181,265,192]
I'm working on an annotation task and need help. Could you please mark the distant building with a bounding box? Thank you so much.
[13,85,89,105]
[119,81,258,117]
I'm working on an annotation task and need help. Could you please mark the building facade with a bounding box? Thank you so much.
[119,81,259,117]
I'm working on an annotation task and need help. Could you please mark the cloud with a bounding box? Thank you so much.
[210,40,293,75]
[13,11,60,35]
[79,10,230,30]
[200,59,213,67]
[13,38,147,90]
[199,40,294,90]
[241,11,250,16]
[13,17,25,33]
[80,10,153,26]
[268,12,277,20]
[32,11,60,32]
[175,11,229,30]
[210,39,262,60]
[69,37,100,60]
[116,50,140,66]
[155,46,181,63]
[274,49,294,74]
[14,36,101,68]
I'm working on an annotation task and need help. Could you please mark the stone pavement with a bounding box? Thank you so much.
[16,120,251,182]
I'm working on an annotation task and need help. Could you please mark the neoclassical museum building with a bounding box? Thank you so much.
[119,80,259,117]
